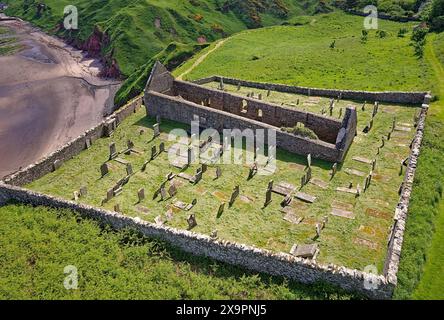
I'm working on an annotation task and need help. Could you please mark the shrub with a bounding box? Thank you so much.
[282,122,319,140]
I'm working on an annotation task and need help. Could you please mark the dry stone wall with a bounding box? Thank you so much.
[0,183,394,299]
[195,76,427,105]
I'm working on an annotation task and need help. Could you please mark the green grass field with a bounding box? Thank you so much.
[1,9,443,299]
[0,204,355,299]
[175,12,432,91]
[26,89,418,272]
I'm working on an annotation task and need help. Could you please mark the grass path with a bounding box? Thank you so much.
[411,33,444,299]
[177,39,227,80]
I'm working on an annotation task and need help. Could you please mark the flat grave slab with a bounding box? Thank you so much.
[366,208,391,219]
[272,182,296,196]
[295,192,317,204]
[353,237,378,250]
[345,168,366,177]
[310,178,328,189]
[336,187,359,195]
[352,156,373,164]
[290,244,318,259]
[282,208,304,225]
[331,207,355,219]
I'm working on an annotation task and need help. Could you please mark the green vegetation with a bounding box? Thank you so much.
[333,0,421,19]
[282,122,319,140]
[27,87,418,272]
[0,204,355,299]
[0,27,22,56]
[394,32,444,300]
[176,12,432,91]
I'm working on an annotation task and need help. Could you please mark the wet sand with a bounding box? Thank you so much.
[0,17,120,178]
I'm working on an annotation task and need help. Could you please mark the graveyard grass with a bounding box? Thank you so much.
[0,204,355,300]
[26,92,418,273]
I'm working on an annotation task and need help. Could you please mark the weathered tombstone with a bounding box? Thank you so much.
[187,147,193,165]
[258,93,262,100]
[339,108,343,119]
[315,223,322,238]
[217,202,225,217]
[399,162,404,176]
[160,186,168,200]
[73,191,80,201]
[281,194,292,207]
[237,82,241,91]
[153,123,160,138]
[301,175,306,188]
[307,154,312,168]
[100,163,109,177]
[215,166,222,179]
[109,143,118,160]
[372,159,377,171]
[51,158,64,172]
[356,184,361,197]
[138,188,145,202]
[229,186,240,207]
[306,167,312,183]
[106,188,114,201]
[79,186,87,197]
[159,142,165,153]
[187,214,197,229]
[219,78,224,90]
[126,163,133,176]
[127,140,134,150]
[267,89,271,97]
[210,230,218,239]
[86,138,92,149]
[331,163,338,179]
[296,98,300,105]
[264,188,272,207]
[268,180,274,190]
[362,101,366,111]
[201,163,208,174]
[114,204,120,213]
[168,184,177,197]
[151,145,157,160]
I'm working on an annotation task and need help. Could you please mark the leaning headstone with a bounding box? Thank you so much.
[187,214,197,229]
[153,123,160,138]
[168,184,177,197]
[331,163,338,179]
[159,142,165,153]
[85,138,92,149]
[126,163,133,176]
[306,167,312,183]
[281,195,292,207]
[215,167,222,179]
[217,203,225,217]
[362,101,366,111]
[301,175,307,188]
[229,186,240,207]
[151,145,158,160]
[109,143,118,160]
[267,89,271,97]
[53,159,63,171]
[138,188,145,202]
[268,180,274,190]
[100,163,109,177]
[307,154,312,168]
[264,188,272,207]
[106,188,114,201]
[160,186,168,200]
[372,159,377,171]
[201,163,208,174]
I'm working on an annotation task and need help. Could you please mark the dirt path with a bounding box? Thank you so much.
[0,18,121,178]
[177,38,227,80]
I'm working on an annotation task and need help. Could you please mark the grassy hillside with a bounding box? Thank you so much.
[0,204,354,299]
[176,12,432,91]
[3,0,321,104]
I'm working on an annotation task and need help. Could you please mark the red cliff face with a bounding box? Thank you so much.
[82,27,104,57]
[100,58,121,79]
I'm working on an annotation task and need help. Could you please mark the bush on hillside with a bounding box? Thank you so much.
[281,122,319,140]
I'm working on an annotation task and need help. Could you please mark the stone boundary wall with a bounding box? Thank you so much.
[3,95,143,187]
[145,91,343,162]
[0,183,394,299]
[383,102,429,284]
[194,76,428,105]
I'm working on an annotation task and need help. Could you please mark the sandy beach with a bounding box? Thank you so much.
[0,17,120,178]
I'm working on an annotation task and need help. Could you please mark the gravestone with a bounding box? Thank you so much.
[53,159,63,171]
[217,203,225,217]
[168,184,177,197]
[187,214,197,229]
[114,204,120,213]
[301,175,307,188]
[387,131,392,140]
[210,230,218,239]
[281,195,292,207]
[138,188,145,202]
[356,184,361,197]
[194,170,203,184]
[258,93,262,100]
[315,223,322,238]
[215,167,222,179]
[372,159,377,171]
[290,244,318,259]
[127,140,134,150]
[237,83,241,91]
[229,186,240,207]
[73,191,80,201]
[106,188,114,201]
[155,215,165,226]
[160,187,168,200]
[151,145,158,160]
[339,108,343,118]
[201,163,208,174]
[153,123,160,138]
[267,89,271,97]
[331,163,338,179]
[264,188,272,207]
[100,163,109,177]
[86,138,91,149]
[362,102,366,111]
[109,143,118,160]
[156,115,162,124]
[159,142,165,153]
[79,186,87,197]
[126,163,133,176]
[166,172,175,181]
[305,167,312,183]
[380,137,385,148]
[307,154,312,168]
[268,180,274,190]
